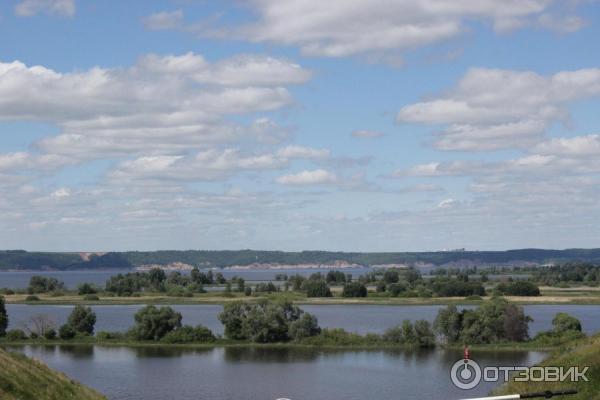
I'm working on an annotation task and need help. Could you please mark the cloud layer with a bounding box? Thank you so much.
[397,68,600,150]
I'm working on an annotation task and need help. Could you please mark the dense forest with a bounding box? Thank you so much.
[2,248,600,271]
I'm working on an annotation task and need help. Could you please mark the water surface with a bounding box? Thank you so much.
[7,304,600,335]
[5,344,546,400]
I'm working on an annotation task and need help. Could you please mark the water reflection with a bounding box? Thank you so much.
[3,344,547,400]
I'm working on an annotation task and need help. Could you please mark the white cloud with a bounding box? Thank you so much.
[15,0,75,17]
[276,145,329,159]
[351,130,385,139]
[276,169,338,185]
[397,68,600,150]
[437,198,457,208]
[0,53,310,160]
[186,0,580,60]
[142,10,183,30]
[537,13,587,33]
[533,134,600,157]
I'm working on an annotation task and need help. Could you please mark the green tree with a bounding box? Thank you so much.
[433,305,462,343]
[130,305,182,341]
[414,320,435,347]
[288,313,321,341]
[383,269,400,284]
[77,283,97,295]
[148,268,166,291]
[552,312,582,333]
[0,296,8,336]
[67,305,97,335]
[218,300,304,343]
[302,279,332,297]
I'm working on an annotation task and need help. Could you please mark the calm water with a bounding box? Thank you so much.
[7,304,600,336]
[4,344,546,400]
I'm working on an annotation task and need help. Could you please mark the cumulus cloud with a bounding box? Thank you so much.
[15,0,75,17]
[397,68,600,151]
[276,169,338,185]
[0,53,310,161]
[108,145,331,183]
[351,130,385,139]
[171,0,583,60]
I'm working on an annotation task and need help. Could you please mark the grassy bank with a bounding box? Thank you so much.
[493,334,600,399]
[5,290,600,306]
[0,347,106,400]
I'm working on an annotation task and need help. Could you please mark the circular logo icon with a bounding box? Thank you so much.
[451,358,482,390]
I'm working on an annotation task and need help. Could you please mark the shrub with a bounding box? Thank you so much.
[78,283,98,295]
[387,282,407,297]
[254,282,278,293]
[96,331,126,340]
[496,281,540,296]
[342,282,367,297]
[58,324,76,340]
[25,295,40,301]
[302,279,332,297]
[160,325,216,343]
[6,329,27,341]
[0,295,7,336]
[244,287,252,296]
[552,312,582,333]
[84,294,100,301]
[44,328,57,340]
[288,313,321,341]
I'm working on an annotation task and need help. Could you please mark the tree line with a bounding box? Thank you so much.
[0,295,585,347]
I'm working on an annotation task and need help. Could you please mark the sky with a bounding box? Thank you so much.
[1,0,600,252]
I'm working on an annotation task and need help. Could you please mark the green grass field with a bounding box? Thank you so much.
[0,347,106,400]
[494,334,600,399]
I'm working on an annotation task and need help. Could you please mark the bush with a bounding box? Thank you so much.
[161,325,216,343]
[496,281,540,296]
[244,287,252,296]
[29,332,39,339]
[6,329,27,341]
[465,295,483,301]
[44,328,57,340]
[25,295,40,301]
[552,312,582,333]
[387,282,408,296]
[288,313,321,341]
[58,324,76,340]
[96,331,126,340]
[83,294,100,301]
[254,282,278,293]
[302,279,332,297]
[78,283,98,295]
[0,295,7,336]
[342,282,367,297]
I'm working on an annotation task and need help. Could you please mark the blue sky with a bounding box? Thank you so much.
[1,0,600,252]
